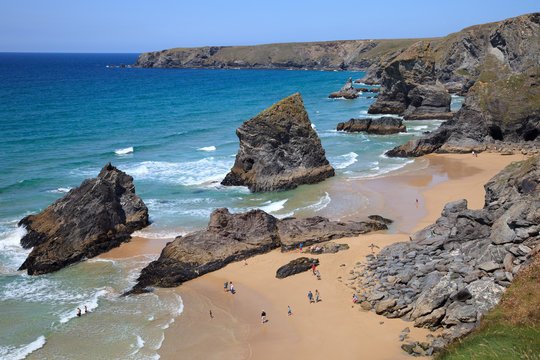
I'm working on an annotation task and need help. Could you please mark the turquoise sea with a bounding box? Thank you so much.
[0,53,462,359]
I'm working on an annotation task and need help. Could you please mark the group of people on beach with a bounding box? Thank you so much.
[307,289,321,303]
[76,305,88,317]
[224,281,235,294]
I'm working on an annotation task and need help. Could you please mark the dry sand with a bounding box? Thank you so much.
[103,152,524,359]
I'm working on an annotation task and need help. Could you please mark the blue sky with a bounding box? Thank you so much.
[0,0,538,53]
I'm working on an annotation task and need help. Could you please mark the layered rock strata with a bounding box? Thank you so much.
[131,208,388,292]
[329,78,359,99]
[348,156,539,344]
[222,93,335,192]
[386,70,540,157]
[337,117,406,135]
[18,163,150,275]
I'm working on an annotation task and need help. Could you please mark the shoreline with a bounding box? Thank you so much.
[101,152,524,359]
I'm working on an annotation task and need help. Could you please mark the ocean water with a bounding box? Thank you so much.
[0,53,460,359]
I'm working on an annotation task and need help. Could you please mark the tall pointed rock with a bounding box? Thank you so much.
[222,93,334,192]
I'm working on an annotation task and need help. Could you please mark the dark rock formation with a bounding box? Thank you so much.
[329,78,359,99]
[18,163,150,275]
[337,117,406,135]
[403,84,452,117]
[368,42,451,116]
[131,208,389,292]
[277,216,387,251]
[276,257,319,278]
[221,93,335,192]
[349,155,539,345]
[386,69,540,157]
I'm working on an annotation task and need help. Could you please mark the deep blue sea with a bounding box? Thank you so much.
[0,53,462,359]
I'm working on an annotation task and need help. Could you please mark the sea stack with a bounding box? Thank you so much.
[329,78,359,99]
[221,93,334,192]
[368,41,451,116]
[18,163,150,275]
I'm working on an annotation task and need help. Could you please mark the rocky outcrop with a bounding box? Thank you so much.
[349,156,539,344]
[221,93,335,192]
[337,117,406,135]
[277,216,387,251]
[368,42,452,116]
[329,78,359,99]
[386,69,540,157]
[18,163,150,275]
[276,257,319,279]
[131,208,389,292]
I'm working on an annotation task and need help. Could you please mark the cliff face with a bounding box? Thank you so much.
[221,93,334,192]
[386,69,540,157]
[363,13,539,88]
[133,38,434,71]
[18,163,150,275]
[353,155,539,345]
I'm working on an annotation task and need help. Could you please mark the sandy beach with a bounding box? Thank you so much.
[102,152,524,359]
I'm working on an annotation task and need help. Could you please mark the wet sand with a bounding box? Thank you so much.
[103,152,524,359]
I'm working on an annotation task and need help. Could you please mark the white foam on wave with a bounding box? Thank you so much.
[258,199,288,213]
[0,226,26,252]
[332,152,358,170]
[115,147,134,155]
[46,187,72,194]
[198,146,216,151]
[59,288,108,324]
[304,192,331,213]
[0,335,46,360]
[311,123,316,129]
[0,225,29,271]
[123,158,233,186]
[132,229,184,240]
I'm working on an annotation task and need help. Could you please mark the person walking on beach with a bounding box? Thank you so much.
[209,310,214,319]
[224,281,228,292]
[316,270,321,280]
[261,310,266,324]
[288,305,292,316]
[312,264,316,275]
[77,307,82,317]
[230,282,234,294]
[84,305,88,313]
[315,289,320,303]
[308,291,314,303]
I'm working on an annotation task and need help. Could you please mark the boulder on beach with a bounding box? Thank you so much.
[276,257,320,279]
[337,117,406,135]
[329,78,359,99]
[221,93,334,192]
[130,208,389,292]
[18,163,150,275]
